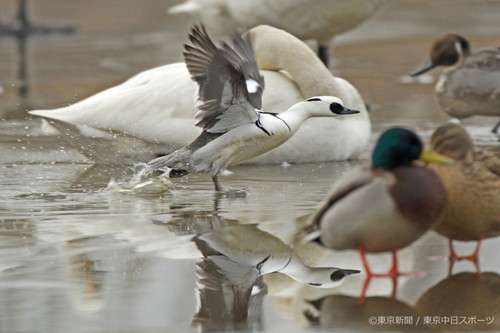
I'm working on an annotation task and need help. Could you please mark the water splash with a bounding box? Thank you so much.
[106,163,173,195]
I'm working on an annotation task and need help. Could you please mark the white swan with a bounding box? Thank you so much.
[146,25,361,192]
[29,25,370,165]
[168,0,388,65]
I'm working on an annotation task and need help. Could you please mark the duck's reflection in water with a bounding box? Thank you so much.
[192,235,267,332]
[415,272,500,331]
[60,239,106,316]
[295,271,500,331]
[303,295,420,331]
[187,223,360,332]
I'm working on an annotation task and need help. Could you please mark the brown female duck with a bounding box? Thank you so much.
[428,123,500,269]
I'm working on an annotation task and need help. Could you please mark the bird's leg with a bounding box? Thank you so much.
[492,119,500,134]
[447,237,482,275]
[388,250,426,278]
[359,247,423,278]
[211,173,247,197]
[357,246,375,304]
[317,44,330,67]
[358,246,377,278]
[357,247,425,303]
[212,175,223,192]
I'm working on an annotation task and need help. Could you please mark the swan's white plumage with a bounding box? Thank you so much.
[168,0,388,44]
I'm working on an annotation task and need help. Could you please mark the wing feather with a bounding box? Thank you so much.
[183,24,265,133]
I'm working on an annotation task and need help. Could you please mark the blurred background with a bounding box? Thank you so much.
[0,1,499,332]
[1,0,499,125]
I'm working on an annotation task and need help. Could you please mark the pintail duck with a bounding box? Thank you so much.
[304,128,450,296]
[410,33,500,133]
[168,0,388,65]
[29,26,370,165]
[145,25,360,192]
[427,123,500,271]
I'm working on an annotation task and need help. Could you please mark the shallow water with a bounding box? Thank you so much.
[1,0,500,332]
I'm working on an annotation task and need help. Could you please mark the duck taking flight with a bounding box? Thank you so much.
[145,25,359,191]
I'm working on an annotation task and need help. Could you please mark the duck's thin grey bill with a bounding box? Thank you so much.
[341,108,360,115]
[410,60,436,77]
[330,269,361,281]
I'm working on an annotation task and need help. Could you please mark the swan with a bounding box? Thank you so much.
[168,0,388,65]
[146,25,360,192]
[29,25,370,165]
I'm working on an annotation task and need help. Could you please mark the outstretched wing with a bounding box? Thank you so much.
[183,24,265,134]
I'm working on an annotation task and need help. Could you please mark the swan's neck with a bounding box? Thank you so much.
[251,30,338,97]
[249,26,368,114]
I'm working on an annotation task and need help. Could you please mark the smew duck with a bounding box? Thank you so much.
[146,25,360,192]
[29,25,370,165]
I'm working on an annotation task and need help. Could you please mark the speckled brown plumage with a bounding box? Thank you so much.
[429,123,500,241]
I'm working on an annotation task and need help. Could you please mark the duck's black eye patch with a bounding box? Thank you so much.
[306,98,322,102]
[330,102,344,114]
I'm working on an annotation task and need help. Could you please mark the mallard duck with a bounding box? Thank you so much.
[304,128,450,283]
[427,123,500,269]
[145,25,360,192]
[410,33,500,133]
[29,25,370,165]
[168,0,388,65]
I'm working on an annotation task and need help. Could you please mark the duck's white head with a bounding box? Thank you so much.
[278,96,360,133]
[295,96,360,117]
[293,267,361,288]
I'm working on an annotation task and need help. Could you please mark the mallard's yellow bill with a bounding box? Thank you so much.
[421,147,454,165]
